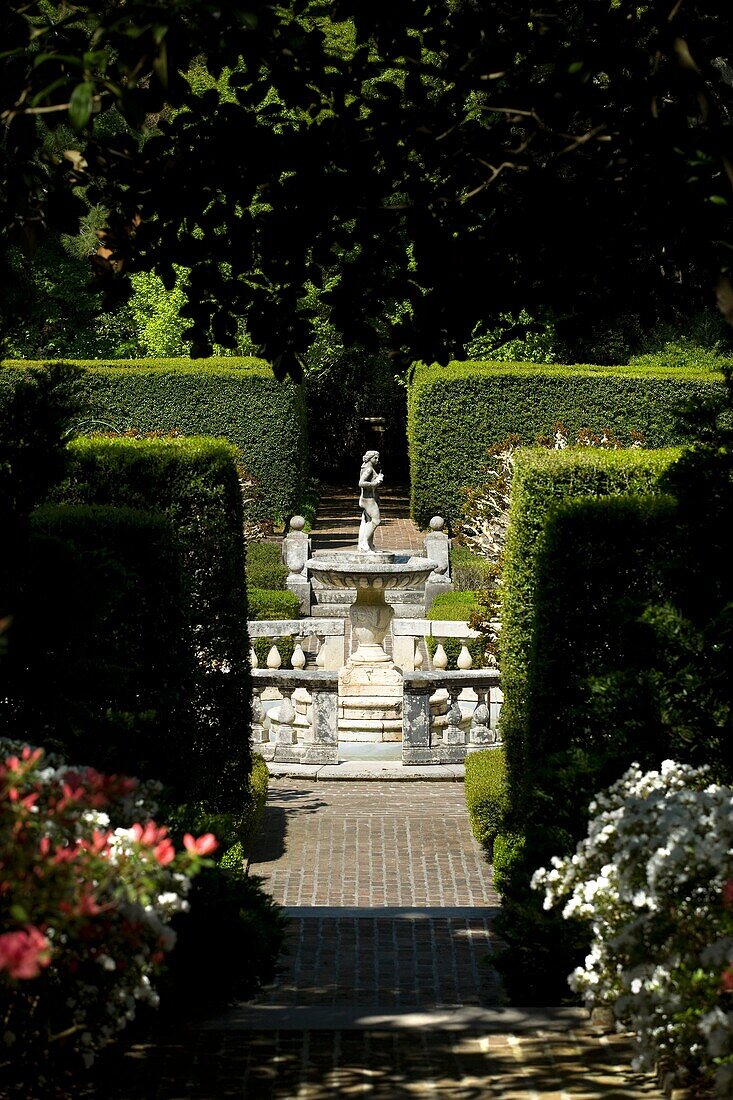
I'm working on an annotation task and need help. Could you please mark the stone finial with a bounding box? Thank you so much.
[429,516,445,531]
[289,515,306,531]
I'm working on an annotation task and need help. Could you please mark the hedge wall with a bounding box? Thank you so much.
[407,360,721,527]
[464,747,508,851]
[426,590,487,669]
[1,358,308,523]
[55,435,251,810]
[17,503,194,794]
[500,445,679,821]
[494,447,680,1002]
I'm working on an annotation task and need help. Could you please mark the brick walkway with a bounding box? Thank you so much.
[311,484,425,553]
[100,780,662,1097]
[204,781,658,1098]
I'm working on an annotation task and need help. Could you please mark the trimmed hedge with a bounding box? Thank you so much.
[464,747,508,850]
[55,435,251,811]
[14,504,192,791]
[500,446,679,823]
[407,360,721,526]
[495,447,680,1002]
[426,590,486,668]
[1,358,308,523]
[450,544,497,591]
[246,541,288,589]
[220,755,270,868]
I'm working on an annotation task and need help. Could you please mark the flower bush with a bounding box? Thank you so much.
[0,741,216,1071]
[532,760,733,1095]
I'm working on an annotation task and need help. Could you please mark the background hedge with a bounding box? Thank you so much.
[55,435,251,810]
[426,590,487,668]
[407,360,721,526]
[1,358,308,523]
[246,542,288,590]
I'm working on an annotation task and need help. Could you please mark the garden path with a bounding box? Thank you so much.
[108,781,663,1097]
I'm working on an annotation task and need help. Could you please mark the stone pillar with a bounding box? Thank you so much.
[307,687,339,764]
[284,515,311,615]
[423,516,452,613]
[401,680,434,764]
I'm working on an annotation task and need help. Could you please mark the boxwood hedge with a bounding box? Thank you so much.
[407,360,721,527]
[1,358,307,523]
[55,435,251,811]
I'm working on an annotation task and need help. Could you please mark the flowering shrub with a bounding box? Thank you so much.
[0,741,216,1070]
[532,760,733,1095]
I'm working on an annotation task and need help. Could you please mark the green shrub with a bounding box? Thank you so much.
[426,590,487,668]
[450,544,497,590]
[407,360,721,526]
[220,755,270,868]
[465,748,508,850]
[158,865,285,1017]
[246,541,288,589]
[55,435,251,811]
[2,358,308,523]
[10,504,194,794]
[492,832,525,892]
[248,587,300,620]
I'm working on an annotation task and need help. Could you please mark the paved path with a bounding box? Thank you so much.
[193,781,659,1098]
[310,484,424,553]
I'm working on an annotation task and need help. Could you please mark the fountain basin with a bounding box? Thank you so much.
[307,552,436,592]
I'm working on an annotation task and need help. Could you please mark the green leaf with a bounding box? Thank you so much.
[709,195,729,206]
[567,61,584,74]
[69,81,94,130]
[10,904,28,923]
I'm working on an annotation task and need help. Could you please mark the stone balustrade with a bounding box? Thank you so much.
[247,615,503,766]
[252,668,339,765]
[402,669,502,765]
[248,617,346,671]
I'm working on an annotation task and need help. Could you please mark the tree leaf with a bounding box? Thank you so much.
[69,81,94,130]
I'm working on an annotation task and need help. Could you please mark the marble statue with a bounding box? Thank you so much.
[358,449,383,552]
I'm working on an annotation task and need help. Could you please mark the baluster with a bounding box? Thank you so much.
[291,637,306,669]
[266,643,282,669]
[315,634,327,669]
[444,687,465,745]
[414,640,424,669]
[432,640,448,670]
[249,646,258,669]
[251,691,267,743]
[456,644,473,670]
[272,694,297,744]
[470,689,494,745]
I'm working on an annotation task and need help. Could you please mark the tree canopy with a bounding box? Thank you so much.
[2,1,732,375]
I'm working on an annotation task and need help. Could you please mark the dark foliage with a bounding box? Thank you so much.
[2,3,731,369]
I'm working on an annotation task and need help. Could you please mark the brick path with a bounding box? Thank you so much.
[101,780,661,1097]
[311,484,425,553]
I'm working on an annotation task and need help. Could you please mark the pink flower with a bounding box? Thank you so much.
[183,833,218,857]
[153,839,175,866]
[723,880,733,907]
[0,926,51,980]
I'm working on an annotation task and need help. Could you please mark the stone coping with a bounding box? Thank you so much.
[248,617,345,637]
[263,759,466,781]
[403,669,501,687]
[252,669,339,687]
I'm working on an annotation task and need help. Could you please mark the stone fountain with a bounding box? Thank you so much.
[306,450,436,742]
